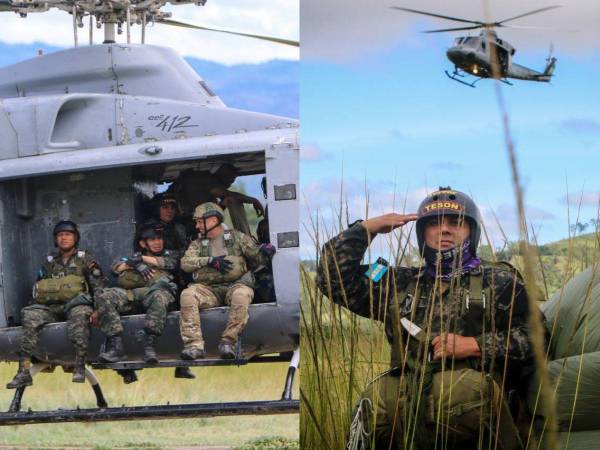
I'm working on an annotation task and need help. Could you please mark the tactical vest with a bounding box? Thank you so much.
[32,252,89,305]
[192,230,248,285]
[389,264,502,370]
[117,268,171,289]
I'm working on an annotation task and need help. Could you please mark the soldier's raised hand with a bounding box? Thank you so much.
[208,255,234,273]
[361,213,418,235]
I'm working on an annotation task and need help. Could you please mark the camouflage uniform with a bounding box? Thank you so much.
[20,250,105,357]
[179,228,266,350]
[317,222,533,449]
[159,219,189,253]
[95,249,179,337]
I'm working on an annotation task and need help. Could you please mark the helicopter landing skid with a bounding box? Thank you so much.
[444,70,479,88]
[0,399,300,426]
[7,364,107,413]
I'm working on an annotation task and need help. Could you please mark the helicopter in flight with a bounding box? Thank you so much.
[0,0,299,425]
[392,5,560,87]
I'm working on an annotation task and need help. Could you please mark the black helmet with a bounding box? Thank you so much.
[415,187,482,255]
[53,220,80,246]
[156,193,180,214]
[137,220,164,241]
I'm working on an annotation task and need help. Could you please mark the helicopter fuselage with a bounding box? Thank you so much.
[0,44,300,366]
[445,32,554,83]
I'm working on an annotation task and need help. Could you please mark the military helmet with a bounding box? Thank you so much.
[156,193,180,214]
[53,220,80,246]
[193,202,224,222]
[415,187,482,255]
[137,220,164,241]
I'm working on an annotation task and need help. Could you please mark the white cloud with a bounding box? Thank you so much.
[302,0,600,63]
[0,1,298,65]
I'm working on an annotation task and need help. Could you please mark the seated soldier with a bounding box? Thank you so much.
[168,164,265,218]
[179,202,275,359]
[154,193,189,252]
[96,221,179,364]
[7,220,105,388]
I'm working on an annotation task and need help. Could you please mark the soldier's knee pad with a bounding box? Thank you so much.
[180,289,197,307]
[229,285,253,306]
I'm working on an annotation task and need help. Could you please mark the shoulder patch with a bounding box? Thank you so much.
[164,250,171,256]
[77,251,85,258]
[47,255,54,262]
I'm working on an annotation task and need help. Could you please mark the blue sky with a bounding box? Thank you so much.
[301,1,600,251]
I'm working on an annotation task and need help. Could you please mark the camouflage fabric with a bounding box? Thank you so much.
[159,220,189,252]
[98,248,179,336]
[317,222,533,448]
[95,287,174,336]
[38,249,106,295]
[20,304,93,357]
[358,368,520,450]
[180,229,266,288]
[180,282,253,349]
[317,222,533,379]
[18,248,104,357]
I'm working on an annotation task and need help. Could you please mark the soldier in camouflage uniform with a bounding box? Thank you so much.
[154,193,189,252]
[153,193,195,378]
[317,187,533,450]
[179,202,275,359]
[96,220,179,365]
[7,220,105,388]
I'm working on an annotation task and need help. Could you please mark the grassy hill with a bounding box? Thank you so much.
[479,232,599,299]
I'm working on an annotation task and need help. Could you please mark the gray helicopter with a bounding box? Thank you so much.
[392,6,559,87]
[0,0,299,424]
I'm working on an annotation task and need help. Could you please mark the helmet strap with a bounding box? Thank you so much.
[199,216,222,238]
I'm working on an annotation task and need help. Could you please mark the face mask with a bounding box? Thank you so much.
[423,239,481,281]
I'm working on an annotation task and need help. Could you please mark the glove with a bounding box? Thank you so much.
[86,260,103,278]
[207,256,234,274]
[259,243,276,258]
[135,263,154,280]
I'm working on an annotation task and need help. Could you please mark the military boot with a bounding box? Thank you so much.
[144,334,159,365]
[98,334,124,363]
[6,357,33,389]
[72,354,86,383]
[174,367,196,379]
[180,347,205,360]
[218,341,237,360]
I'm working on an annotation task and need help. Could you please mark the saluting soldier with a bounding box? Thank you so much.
[317,187,533,450]
[96,220,179,364]
[7,220,105,388]
[179,202,275,359]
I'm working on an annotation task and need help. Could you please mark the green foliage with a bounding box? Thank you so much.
[234,436,299,449]
[0,363,298,447]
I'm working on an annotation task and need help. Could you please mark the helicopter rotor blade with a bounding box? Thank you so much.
[496,5,562,25]
[156,19,299,47]
[502,24,577,32]
[422,25,485,34]
[390,7,485,26]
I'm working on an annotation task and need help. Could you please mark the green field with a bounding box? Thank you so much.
[0,362,298,449]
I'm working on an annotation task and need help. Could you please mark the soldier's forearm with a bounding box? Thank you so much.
[180,256,211,273]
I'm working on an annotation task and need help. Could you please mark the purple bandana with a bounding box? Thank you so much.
[424,239,481,281]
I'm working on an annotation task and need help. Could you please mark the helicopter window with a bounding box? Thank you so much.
[463,37,478,48]
[481,42,486,50]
